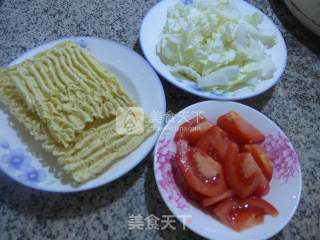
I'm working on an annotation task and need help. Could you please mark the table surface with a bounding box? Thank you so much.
[0,0,319,239]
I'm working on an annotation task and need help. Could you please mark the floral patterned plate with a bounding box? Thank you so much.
[153,101,301,240]
[0,37,166,192]
[140,0,287,100]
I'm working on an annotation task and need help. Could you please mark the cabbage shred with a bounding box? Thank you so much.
[156,0,277,93]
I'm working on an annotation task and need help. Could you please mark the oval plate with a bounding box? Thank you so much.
[140,0,287,100]
[0,37,166,192]
[153,101,301,240]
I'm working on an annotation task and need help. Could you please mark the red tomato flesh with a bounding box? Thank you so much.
[213,197,278,231]
[217,111,265,144]
[224,149,267,199]
[175,140,228,197]
[254,175,270,197]
[243,144,273,181]
[173,111,277,232]
[188,121,213,144]
[172,150,205,203]
[244,197,279,217]
[187,188,206,203]
[172,150,189,194]
[202,190,234,207]
[174,115,212,144]
[195,125,230,164]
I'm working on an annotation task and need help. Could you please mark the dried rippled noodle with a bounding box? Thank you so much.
[0,41,155,183]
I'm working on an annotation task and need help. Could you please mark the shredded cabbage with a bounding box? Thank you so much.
[156,0,277,93]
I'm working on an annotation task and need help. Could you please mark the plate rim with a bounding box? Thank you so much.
[140,0,288,101]
[284,0,320,37]
[153,100,302,240]
[1,36,167,193]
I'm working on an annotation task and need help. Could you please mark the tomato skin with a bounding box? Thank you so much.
[175,140,228,197]
[202,190,233,207]
[174,112,279,232]
[213,198,264,232]
[224,150,265,199]
[223,141,239,184]
[195,125,230,164]
[187,188,206,203]
[172,149,206,203]
[174,116,204,142]
[217,111,265,144]
[213,197,278,231]
[244,197,279,217]
[254,175,270,197]
[188,121,213,144]
[174,115,212,144]
[243,144,273,181]
[172,151,189,194]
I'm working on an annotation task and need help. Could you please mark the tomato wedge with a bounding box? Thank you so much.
[188,121,213,144]
[254,175,270,197]
[175,140,228,197]
[202,190,233,207]
[173,112,278,232]
[174,115,213,144]
[213,198,264,231]
[213,197,278,231]
[224,150,266,199]
[187,188,206,203]
[172,151,189,194]
[172,151,205,202]
[244,197,279,217]
[195,125,230,164]
[217,111,265,144]
[174,116,204,142]
[243,144,273,181]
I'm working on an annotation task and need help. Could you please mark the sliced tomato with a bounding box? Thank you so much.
[202,190,233,207]
[213,197,278,231]
[186,188,206,203]
[229,208,265,231]
[188,121,213,144]
[254,174,270,197]
[217,111,265,144]
[244,197,279,217]
[213,198,265,232]
[172,151,189,194]
[174,115,213,144]
[195,125,230,164]
[172,148,205,203]
[224,150,265,199]
[243,144,273,181]
[175,140,228,197]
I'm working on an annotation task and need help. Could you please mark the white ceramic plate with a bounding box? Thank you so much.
[284,0,320,36]
[154,101,301,240]
[140,0,287,100]
[0,37,166,192]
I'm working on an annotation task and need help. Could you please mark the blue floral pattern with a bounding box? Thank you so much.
[0,140,9,149]
[20,166,46,183]
[0,141,47,185]
[76,39,88,49]
[1,149,30,170]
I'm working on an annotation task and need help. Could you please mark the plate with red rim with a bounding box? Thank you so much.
[153,101,301,240]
